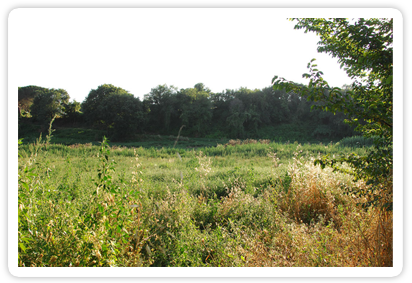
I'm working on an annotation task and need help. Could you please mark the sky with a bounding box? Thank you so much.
[9,8,356,102]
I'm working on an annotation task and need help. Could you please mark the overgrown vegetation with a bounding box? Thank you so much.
[18,133,392,267]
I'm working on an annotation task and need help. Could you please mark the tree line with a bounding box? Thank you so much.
[18,82,355,141]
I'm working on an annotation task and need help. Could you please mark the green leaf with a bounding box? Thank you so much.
[20,181,29,190]
[19,243,27,252]
[102,244,108,252]
[21,237,32,243]
[386,76,393,85]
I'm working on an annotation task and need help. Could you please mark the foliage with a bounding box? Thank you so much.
[30,88,70,124]
[20,81,356,142]
[62,100,82,124]
[96,94,144,141]
[178,86,213,136]
[81,84,133,126]
[139,82,355,139]
[272,18,393,210]
[81,84,144,140]
[18,135,149,266]
[18,85,48,115]
[226,98,249,138]
[338,135,377,148]
[144,84,179,132]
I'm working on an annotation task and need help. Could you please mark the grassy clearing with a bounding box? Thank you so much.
[17,137,392,267]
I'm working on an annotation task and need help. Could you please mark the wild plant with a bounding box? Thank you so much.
[139,187,197,266]
[267,151,281,168]
[130,148,143,191]
[173,125,186,148]
[227,139,242,146]
[18,138,36,264]
[17,131,391,267]
[243,139,257,144]
[338,135,377,148]
[259,139,271,144]
[194,151,212,179]
[335,204,393,266]
[193,151,213,195]
[268,145,392,266]
[18,136,151,266]
[18,118,57,266]
[76,136,149,266]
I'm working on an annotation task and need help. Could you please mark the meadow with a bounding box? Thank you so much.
[17,134,392,267]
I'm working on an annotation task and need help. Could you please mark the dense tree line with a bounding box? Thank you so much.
[18,82,355,141]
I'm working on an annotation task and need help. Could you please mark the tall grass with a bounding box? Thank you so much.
[18,138,392,267]
[337,135,377,148]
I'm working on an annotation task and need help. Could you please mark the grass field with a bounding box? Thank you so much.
[17,134,392,267]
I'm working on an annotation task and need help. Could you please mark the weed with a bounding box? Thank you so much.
[17,134,391,267]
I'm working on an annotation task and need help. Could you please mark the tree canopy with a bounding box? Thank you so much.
[81,84,134,126]
[20,81,357,142]
[30,88,70,124]
[18,85,49,116]
[273,18,393,210]
[81,84,144,141]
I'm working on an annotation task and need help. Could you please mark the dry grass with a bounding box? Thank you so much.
[260,152,394,267]
[68,142,92,148]
[224,139,271,147]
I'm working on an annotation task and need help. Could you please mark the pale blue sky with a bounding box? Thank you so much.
[10,9,368,102]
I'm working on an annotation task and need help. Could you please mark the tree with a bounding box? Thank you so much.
[210,89,236,134]
[96,94,144,141]
[194,82,211,93]
[178,84,213,136]
[233,88,262,134]
[81,84,144,140]
[144,84,179,133]
[18,85,48,117]
[81,84,132,126]
[226,98,250,138]
[267,88,291,123]
[30,88,70,124]
[273,18,393,210]
[62,100,82,124]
